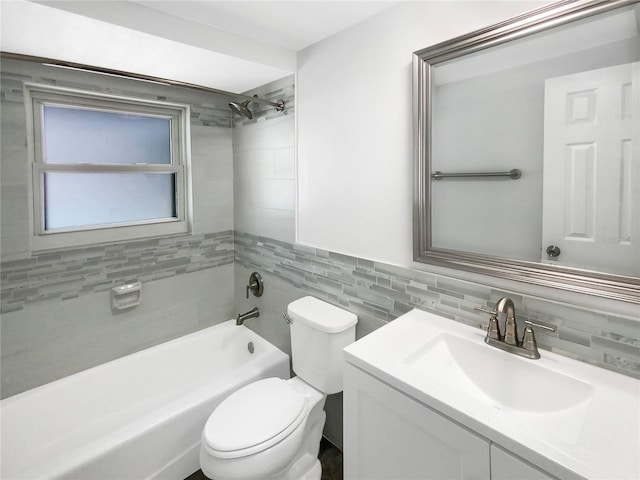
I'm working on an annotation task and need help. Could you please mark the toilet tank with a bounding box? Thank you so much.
[288,296,357,395]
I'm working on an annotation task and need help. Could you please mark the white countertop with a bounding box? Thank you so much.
[343,309,640,480]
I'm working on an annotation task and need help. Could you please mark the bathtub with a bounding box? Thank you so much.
[0,320,290,480]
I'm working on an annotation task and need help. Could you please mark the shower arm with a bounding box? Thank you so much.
[0,51,285,111]
[237,95,285,111]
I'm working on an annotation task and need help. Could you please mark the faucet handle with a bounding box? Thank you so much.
[524,320,556,333]
[474,305,496,316]
[245,272,264,299]
[521,321,556,357]
[474,306,501,340]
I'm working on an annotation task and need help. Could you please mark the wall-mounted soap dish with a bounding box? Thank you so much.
[111,282,142,310]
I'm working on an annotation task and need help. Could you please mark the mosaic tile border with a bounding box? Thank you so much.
[234,231,640,379]
[2,229,638,377]
[1,231,234,314]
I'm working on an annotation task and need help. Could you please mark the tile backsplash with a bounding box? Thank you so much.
[234,231,640,379]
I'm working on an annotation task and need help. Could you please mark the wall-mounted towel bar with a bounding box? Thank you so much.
[431,169,521,180]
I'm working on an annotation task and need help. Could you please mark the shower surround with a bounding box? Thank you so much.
[0,57,294,398]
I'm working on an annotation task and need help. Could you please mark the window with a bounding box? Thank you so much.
[26,84,191,250]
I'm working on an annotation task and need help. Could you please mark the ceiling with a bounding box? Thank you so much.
[131,1,399,52]
[7,0,399,91]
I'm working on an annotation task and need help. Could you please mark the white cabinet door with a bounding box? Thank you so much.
[491,445,557,480]
[343,364,490,480]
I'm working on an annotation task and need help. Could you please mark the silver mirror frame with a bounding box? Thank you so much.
[413,0,640,304]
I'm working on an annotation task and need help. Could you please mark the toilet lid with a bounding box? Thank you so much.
[204,378,305,454]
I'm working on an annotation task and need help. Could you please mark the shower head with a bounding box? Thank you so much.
[229,100,253,119]
[229,95,285,120]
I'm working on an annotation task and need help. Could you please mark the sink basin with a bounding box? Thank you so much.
[343,308,640,480]
[404,333,593,413]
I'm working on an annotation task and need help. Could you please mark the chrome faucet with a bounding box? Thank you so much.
[236,307,260,326]
[475,297,556,359]
[494,297,518,345]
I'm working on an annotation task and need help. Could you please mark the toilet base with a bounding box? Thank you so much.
[200,378,327,480]
[303,459,321,480]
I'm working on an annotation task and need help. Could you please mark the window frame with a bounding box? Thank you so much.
[25,83,192,251]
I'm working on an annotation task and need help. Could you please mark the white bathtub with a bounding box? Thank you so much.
[0,320,290,480]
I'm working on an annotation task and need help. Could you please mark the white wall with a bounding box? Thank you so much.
[297,1,553,266]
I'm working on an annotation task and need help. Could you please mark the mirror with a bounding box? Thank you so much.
[413,0,640,304]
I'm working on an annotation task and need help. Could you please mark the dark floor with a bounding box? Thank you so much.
[186,437,343,480]
[184,467,208,480]
[318,437,343,480]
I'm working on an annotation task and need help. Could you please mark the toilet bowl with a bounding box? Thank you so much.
[200,377,325,479]
[200,296,357,480]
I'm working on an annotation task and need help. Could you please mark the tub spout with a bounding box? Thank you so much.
[236,307,260,326]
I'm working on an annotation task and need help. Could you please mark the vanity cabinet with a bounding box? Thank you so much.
[343,363,490,479]
[344,364,557,480]
[343,308,639,479]
[491,445,557,480]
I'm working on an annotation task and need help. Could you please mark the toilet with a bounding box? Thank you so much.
[199,296,357,480]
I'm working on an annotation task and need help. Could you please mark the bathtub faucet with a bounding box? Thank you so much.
[236,307,260,326]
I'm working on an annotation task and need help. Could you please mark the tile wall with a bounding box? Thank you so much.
[0,62,296,398]
[234,231,640,380]
[4,227,636,429]
[233,76,296,242]
[2,264,234,397]
[0,57,234,261]
[0,58,237,397]
[1,232,234,315]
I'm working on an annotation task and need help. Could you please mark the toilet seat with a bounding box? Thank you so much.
[203,378,306,459]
